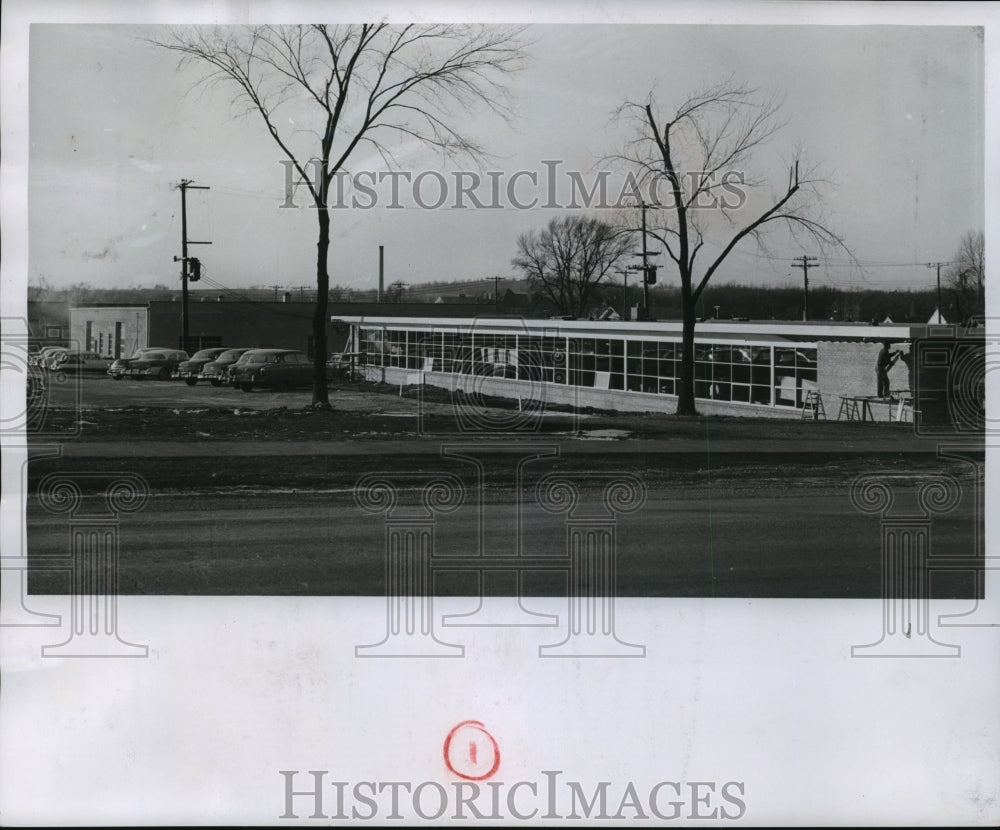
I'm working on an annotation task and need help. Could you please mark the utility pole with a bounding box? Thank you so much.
[173,179,211,352]
[633,202,659,321]
[495,275,500,307]
[926,261,952,322]
[617,269,630,321]
[378,245,384,304]
[791,255,818,321]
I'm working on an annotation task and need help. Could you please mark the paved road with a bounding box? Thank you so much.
[23,375,981,599]
[26,484,977,598]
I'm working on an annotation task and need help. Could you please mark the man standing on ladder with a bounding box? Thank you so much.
[875,341,901,398]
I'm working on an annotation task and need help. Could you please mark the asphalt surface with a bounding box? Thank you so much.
[22,374,984,599]
[25,487,977,598]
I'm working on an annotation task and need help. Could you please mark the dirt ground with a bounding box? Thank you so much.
[34,373,950,449]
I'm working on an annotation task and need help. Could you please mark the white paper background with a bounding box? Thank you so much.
[2,1,998,826]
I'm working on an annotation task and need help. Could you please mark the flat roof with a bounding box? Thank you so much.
[331,315,916,343]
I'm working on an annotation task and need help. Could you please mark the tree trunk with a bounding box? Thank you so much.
[312,206,332,408]
[676,289,699,416]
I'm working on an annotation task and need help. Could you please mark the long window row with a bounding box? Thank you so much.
[358,328,818,408]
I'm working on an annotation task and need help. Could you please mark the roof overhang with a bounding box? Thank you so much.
[331,315,917,343]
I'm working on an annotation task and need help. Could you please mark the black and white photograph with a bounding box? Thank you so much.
[1,1,997,825]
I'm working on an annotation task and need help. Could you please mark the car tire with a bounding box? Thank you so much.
[112,375,123,381]
[158,367,171,381]
[240,382,253,392]
[210,379,222,387]
[184,377,197,386]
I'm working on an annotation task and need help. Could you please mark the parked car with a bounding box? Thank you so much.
[174,347,231,386]
[123,349,190,380]
[29,346,64,368]
[230,349,314,392]
[200,348,254,387]
[108,347,166,380]
[326,352,358,378]
[43,347,72,370]
[227,349,265,388]
[53,351,112,373]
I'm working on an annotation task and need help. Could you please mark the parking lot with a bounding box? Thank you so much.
[39,370,462,416]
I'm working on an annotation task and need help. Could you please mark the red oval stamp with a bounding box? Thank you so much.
[443,720,500,781]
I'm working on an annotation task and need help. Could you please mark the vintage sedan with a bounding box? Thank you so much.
[200,347,254,387]
[174,347,231,385]
[53,351,112,374]
[43,348,72,370]
[230,349,314,392]
[109,347,169,380]
[123,349,190,380]
[32,346,68,368]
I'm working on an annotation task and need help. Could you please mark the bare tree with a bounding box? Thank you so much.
[615,81,851,415]
[513,215,633,318]
[946,230,985,322]
[152,24,525,407]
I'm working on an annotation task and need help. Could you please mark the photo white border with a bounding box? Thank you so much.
[2,2,998,825]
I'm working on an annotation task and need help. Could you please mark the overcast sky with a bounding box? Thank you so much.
[21,13,988,295]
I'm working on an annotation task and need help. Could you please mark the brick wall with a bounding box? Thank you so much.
[817,341,911,421]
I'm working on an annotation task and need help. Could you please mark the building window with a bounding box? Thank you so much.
[99,332,104,353]
[626,339,678,395]
[356,324,817,409]
[85,321,93,352]
[773,347,818,407]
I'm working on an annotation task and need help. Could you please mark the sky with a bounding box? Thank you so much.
[12,6,992,296]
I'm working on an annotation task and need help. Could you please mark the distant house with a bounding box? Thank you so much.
[497,289,530,313]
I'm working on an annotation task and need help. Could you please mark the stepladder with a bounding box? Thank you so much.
[802,389,825,420]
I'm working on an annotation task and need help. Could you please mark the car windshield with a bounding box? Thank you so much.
[285,353,308,364]
[217,350,243,361]
[192,349,219,360]
[144,353,166,361]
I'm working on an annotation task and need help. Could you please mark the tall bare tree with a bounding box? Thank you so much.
[153,24,525,407]
[946,230,985,322]
[615,81,850,415]
[513,215,633,318]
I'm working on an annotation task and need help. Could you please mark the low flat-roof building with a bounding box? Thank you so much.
[335,315,928,420]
